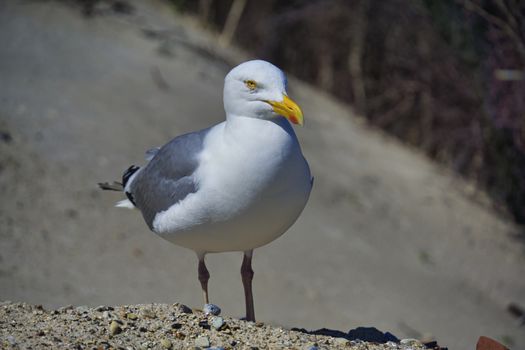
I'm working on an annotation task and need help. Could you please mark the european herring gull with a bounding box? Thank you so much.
[100,60,313,321]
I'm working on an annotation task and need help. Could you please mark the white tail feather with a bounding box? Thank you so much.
[116,199,135,209]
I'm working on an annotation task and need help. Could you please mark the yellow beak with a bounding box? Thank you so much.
[266,95,304,126]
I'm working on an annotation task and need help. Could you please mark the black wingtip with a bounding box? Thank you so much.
[122,165,140,188]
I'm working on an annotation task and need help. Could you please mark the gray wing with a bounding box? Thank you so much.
[130,127,211,229]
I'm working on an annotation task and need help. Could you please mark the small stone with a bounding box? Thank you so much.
[203,303,221,316]
[102,311,110,319]
[178,304,192,314]
[424,341,438,349]
[400,338,420,345]
[174,331,186,340]
[195,336,210,348]
[36,330,45,336]
[210,316,225,330]
[109,320,122,335]
[58,305,73,313]
[139,326,148,332]
[198,320,210,329]
[334,337,349,346]
[126,312,138,320]
[160,338,172,349]
[171,322,182,329]
[142,309,156,319]
[75,305,89,313]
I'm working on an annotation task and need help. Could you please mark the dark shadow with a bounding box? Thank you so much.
[291,326,398,343]
[291,326,447,350]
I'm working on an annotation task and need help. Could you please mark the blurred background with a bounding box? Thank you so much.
[175,0,525,226]
[0,0,524,349]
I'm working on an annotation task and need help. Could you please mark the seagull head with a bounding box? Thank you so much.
[223,60,304,125]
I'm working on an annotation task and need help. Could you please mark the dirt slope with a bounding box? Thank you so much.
[0,1,524,349]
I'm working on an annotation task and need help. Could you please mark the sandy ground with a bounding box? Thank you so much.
[0,1,524,349]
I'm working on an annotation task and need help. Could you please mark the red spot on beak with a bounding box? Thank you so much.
[289,115,298,124]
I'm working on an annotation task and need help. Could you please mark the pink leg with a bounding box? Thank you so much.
[241,250,255,322]
[198,254,210,304]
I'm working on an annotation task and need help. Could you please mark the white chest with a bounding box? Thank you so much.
[198,118,307,212]
[152,118,312,252]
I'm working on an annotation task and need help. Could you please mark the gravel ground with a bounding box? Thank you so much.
[0,301,436,350]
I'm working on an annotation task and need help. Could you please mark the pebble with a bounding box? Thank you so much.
[198,320,210,329]
[178,304,192,314]
[75,306,89,313]
[400,338,420,345]
[142,309,156,319]
[210,316,225,330]
[195,335,210,348]
[160,338,172,349]
[334,337,350,346]
[126,312,138,320]
[109,320,122,335]
[58,305,73,313]
[171,322,182,329]
[174,331,186,339]
[203,303,221,316]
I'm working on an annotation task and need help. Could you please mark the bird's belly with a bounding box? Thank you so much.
[173,187,309,252]
[153,148,311,253]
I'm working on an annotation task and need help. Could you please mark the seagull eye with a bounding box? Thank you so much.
[244,80,257,91]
